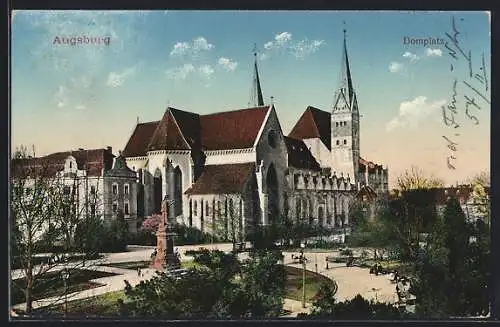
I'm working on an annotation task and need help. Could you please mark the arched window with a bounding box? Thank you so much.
[206,201,210,216]
[174,166,183,216]
[296,198,302,222]
[200,199,204,232]
[194,200,198,216]
[229,198,234,240]
[189,199,193,227]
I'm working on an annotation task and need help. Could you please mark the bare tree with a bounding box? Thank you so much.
[10,146,104,315]
[397,166,444,191]
[211,195,244,249]
[466,171,490,187]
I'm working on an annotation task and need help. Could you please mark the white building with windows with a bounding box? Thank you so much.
[12,147,139,233]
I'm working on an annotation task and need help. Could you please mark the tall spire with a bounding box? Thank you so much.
[250,43,265,107]
[340,23,354,106]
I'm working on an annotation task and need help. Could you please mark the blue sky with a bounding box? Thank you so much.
[11,10,491,187]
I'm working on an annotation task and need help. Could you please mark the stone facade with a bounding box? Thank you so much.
[122,30,389,240]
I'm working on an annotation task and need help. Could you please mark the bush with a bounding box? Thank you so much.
[339,248,353,256]
[129,229,156,246]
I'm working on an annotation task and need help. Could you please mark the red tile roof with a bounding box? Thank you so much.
[284,136,321,171]
[122,121,159,157]
[169,107,202,151]
[11,148,114,178]
[148,110,191,151]
[200,106,270,150]
[288,106,331,150]
[184,163,255,195]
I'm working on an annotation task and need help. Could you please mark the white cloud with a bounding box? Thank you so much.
[165,64,195,80]
[275,32,292,45]
[75,104,86,110]
[218,57,238,72]
[54,85,68,108]
[170,42,191,56]
[402,51,419,62]
[426,48,443,57]
[260,32,324,60]
[199,64,214,78]
[389,62,404,73]
[291,39,325,59]
[193,37,214,51]
[386,96,446,132]
[106,66,136,87]
[169,37,214,57]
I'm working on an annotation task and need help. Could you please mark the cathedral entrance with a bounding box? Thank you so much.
[153,168,162,214]
[266,164,279,224]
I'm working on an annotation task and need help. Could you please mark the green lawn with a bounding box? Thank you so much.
[34,290,126,317]
[284,265,334,302]
[11,269,118,305]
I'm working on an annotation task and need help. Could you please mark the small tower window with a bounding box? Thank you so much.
[112,202,118,213]
[90,185,96,195]
[343,139,347,145]
[69,161,72,169]
[112,184,118,195]
[124,201,129,215]
[336,140,340,146]
[336,122,339,127]
[124,184,129,195]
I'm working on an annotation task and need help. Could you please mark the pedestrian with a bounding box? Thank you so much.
[137,267,141,277]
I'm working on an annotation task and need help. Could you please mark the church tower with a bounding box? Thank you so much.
[249,45,265,107]
[331,28,360,184]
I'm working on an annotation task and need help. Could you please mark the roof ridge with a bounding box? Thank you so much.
[201,105,269,117]
[306,107,322,140]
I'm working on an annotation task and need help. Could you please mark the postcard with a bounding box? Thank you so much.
[9,10,492,320]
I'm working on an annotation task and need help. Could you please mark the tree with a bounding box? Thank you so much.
[122,249,287,319]
[397,166,444,191]
[102,210,130,252]
[412,197,490,318]
[466,171,490,187]
[238,250,287,317]
[308,292,406,320]
[11,145,98,314]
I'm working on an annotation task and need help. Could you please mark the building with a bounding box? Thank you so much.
[11,147,140,232]
[122,29,389,240]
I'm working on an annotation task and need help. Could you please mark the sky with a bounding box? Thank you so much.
[11,10,491,188]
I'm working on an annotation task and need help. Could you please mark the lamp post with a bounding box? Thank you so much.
[300,242,307,308]
[61,268,70,318]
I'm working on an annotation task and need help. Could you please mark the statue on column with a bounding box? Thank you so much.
[151,196,179,270]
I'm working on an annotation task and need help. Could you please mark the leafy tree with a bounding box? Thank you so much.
[122,249,287,319]
[238,250,287,317]
[102,211,130,252]
[122,269,226,319]
[140,214,161,232]
[74,215,105,255]
[412,197,490,318]
[308,292,406,320]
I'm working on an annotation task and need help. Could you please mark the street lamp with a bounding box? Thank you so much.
[300,242,308,308]
[61,268,70,318]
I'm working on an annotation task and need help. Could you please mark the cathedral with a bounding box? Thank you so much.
[122,30,389,240]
